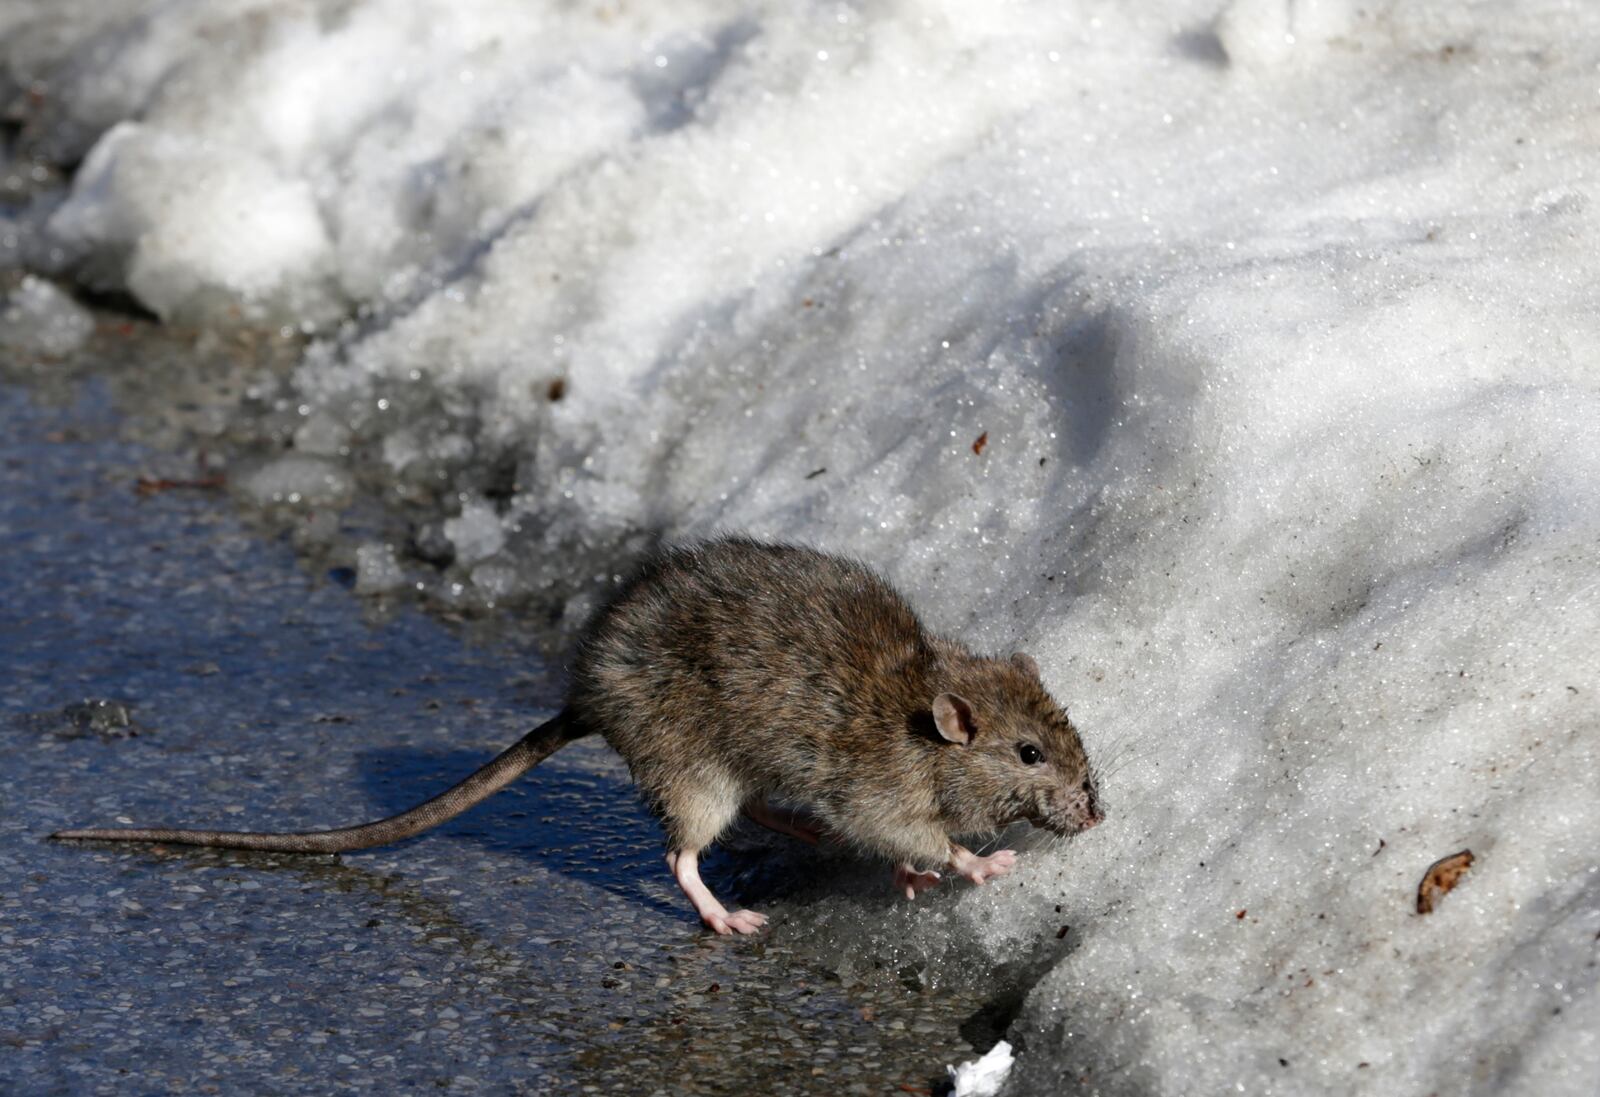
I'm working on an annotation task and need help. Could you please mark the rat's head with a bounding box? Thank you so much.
[930,652,1102,836]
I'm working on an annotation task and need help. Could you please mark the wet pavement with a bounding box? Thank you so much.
[0,323,1007,1094]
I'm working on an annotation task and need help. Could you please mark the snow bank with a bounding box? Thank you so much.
[6,0,1598,1093]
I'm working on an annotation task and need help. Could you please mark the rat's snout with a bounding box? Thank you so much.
[1051,781,1103,833]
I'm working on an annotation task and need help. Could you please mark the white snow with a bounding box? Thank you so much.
[354,541,406,596]
[48,121,341,325]
[236,454,354,509]
[443,498,507,568]
[6,1,1598,1094]
[0,274,93,356]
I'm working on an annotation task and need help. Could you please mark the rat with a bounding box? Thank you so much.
[53,536,1103,935]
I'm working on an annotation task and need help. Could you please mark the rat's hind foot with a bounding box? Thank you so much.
[893,862,942,900]
[949,845,1018,886]
[667,848,768,936]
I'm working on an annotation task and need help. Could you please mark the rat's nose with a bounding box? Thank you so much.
[1075,788,1103,828]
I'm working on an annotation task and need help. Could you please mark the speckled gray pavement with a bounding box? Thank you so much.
[0,337,1006,1094]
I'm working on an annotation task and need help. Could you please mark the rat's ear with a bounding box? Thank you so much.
[932,693,978,746]
[1010,652,1040,678]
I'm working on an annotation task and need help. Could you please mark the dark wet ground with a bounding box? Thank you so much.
[0,324,1006,1094]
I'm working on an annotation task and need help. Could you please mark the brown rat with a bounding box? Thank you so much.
[53,536,1103,934]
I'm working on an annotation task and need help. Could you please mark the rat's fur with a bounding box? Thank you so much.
[578,539,1099,864]
[55,537,1102,934]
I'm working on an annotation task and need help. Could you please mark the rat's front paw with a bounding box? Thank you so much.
[893,863,942,900]
[952,848,1018,886]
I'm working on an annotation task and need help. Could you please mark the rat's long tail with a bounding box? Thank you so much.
[51,708,585,853]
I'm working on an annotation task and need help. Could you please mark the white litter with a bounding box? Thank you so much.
[949,1040,1015,1097]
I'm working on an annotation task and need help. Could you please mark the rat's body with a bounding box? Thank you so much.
[55,537,1102,934]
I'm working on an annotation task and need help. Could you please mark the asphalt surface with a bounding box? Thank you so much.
[0,322,1008,1095]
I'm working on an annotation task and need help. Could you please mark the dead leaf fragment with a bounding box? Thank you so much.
[972,431,988,455]
[135,474,225,496]
[1416,849,1474,914]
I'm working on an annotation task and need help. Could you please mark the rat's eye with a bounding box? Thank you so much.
[1018,743,1044,765]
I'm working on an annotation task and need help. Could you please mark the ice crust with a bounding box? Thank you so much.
[7,1,1599,1093]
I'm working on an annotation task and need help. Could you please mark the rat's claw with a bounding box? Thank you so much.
[722,909,768,934]
[953,848,1019,886]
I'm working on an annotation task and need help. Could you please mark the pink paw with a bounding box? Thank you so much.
[956,849,1018,886]
[893,863,943,900]
[706,909,769,936]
